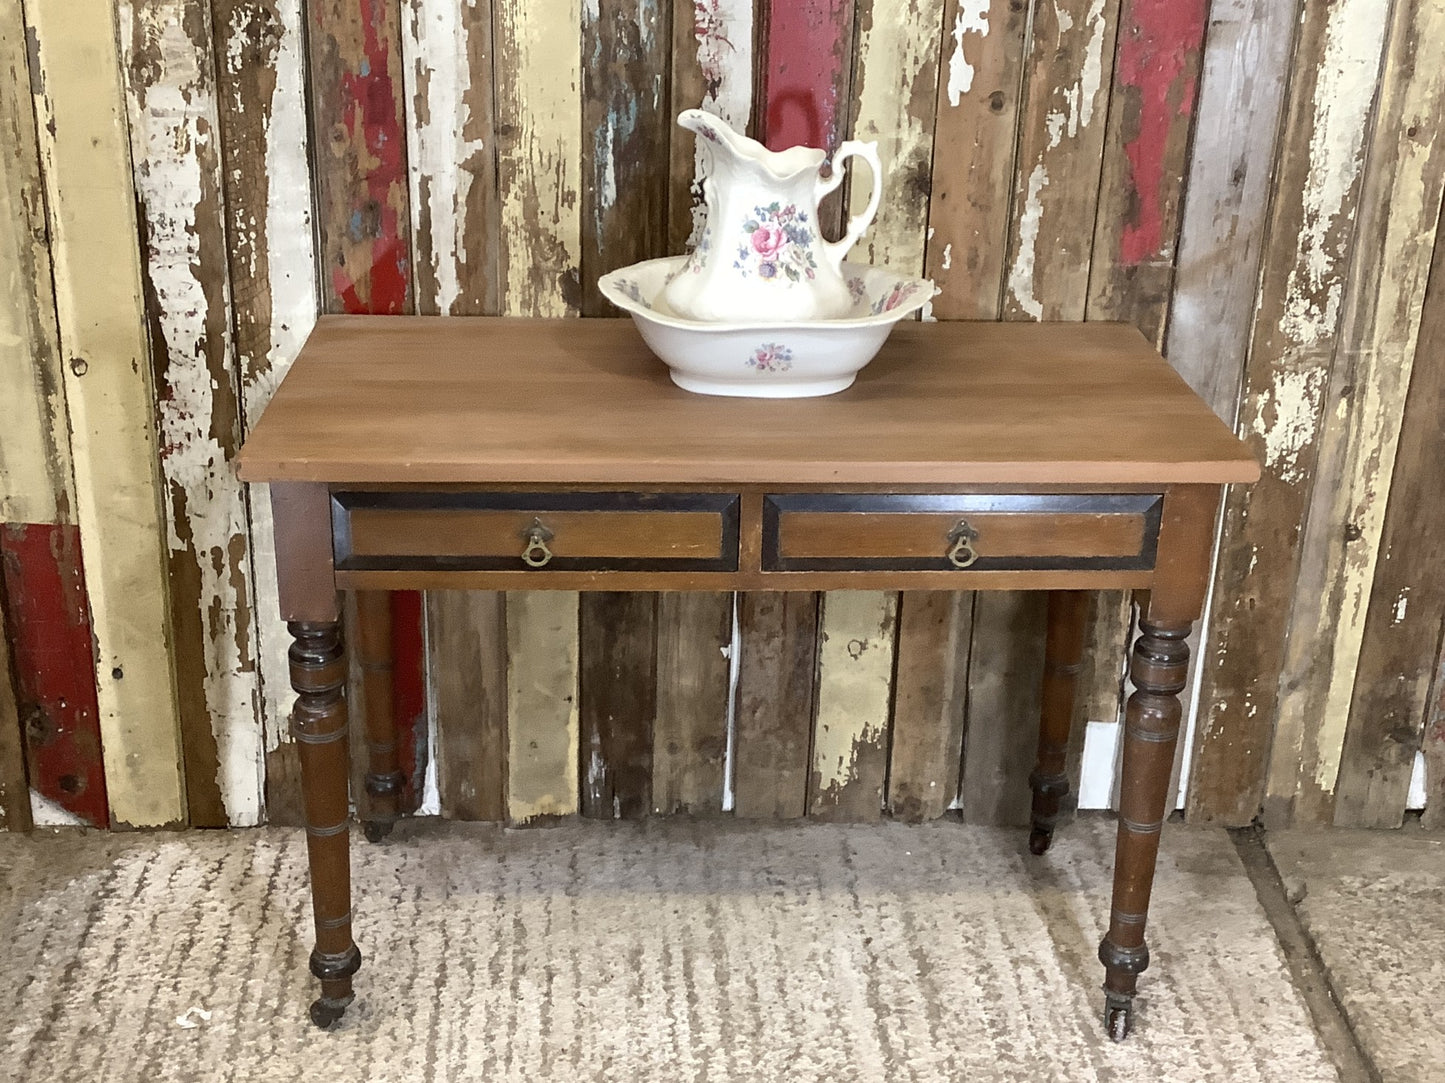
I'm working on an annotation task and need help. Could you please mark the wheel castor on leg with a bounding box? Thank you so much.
[1103,993,1133,1043]
[309,995,352,1030]
[1027,826,1053,855]
[362,818,394,844]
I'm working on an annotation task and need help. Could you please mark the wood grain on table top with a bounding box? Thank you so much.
[237,317,1260,486]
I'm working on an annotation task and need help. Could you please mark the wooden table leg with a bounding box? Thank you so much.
[290,619,362,1029]
[1029,590,1090,855]
[1098,614,1190,1041]
[356,590,403,843]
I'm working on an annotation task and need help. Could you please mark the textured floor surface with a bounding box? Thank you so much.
[1267,826,1445,1083]
[0,818,1341,1083]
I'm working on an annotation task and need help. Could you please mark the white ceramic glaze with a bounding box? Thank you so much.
[599,255,937,398]
[660,109,883,324]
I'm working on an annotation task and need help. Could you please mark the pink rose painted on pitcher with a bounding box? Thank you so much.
[733,202,818,284]
[751,223,786,259]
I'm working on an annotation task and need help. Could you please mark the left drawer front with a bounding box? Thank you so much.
[332,491,740,572]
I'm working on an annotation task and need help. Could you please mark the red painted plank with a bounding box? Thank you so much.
[1112,0,1207,267]
[391,587,425,809]
[0,524,108,826]
[761,0,854,153]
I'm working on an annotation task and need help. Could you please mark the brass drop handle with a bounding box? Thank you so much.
[946,520,979,569]
[521,519,554,568]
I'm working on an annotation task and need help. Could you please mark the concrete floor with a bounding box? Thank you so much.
[0,817,1428,1082]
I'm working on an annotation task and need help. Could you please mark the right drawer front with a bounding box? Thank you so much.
[763,493,1163,572]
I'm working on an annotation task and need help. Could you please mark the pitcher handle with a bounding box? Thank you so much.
[816,139,882,271]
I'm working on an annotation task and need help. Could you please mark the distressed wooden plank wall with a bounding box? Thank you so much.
[4,0,1445,832]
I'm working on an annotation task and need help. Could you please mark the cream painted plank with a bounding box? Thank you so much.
[848,0,947,273]
[211,0,319,777]
[506,591,579,822]
[1274,0,1445,825]
[493,0,582,316]
[120,0,262,827]
[0,0,73,527]
[25,0,186,826]
[809,591,897,822]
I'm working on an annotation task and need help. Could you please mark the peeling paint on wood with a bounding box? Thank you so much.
[1271,0,1445,826]
[211,0,319,781]
[888,591,971,822]
[734,591,817,819]
[1187,0,1390,825]
[402,0,500,316]
[308,0,412,314]
[925,0,1028,319]
[26,0,187,827]
[428,590,506,820]
[121,0,262,827]
[0,0,74,529]
[0,585,29,831]
[809,591,897,822]
[505,590,579,822]
[0,525,107,827]
[848,0,946,272]
[669,0,754,250]
[579,592,656,819]
[494,0,582,316]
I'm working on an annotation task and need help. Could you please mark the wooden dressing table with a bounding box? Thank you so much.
[236,316,1258,1040]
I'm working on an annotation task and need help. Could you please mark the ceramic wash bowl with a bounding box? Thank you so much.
[598,256,937,398]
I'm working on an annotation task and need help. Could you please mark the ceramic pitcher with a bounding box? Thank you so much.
[661,109,882,323]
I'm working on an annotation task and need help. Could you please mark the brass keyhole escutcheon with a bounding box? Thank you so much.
[521,518,554,568]
[946,519,979,569]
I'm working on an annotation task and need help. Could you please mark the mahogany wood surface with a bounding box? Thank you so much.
[237,318,1259,487]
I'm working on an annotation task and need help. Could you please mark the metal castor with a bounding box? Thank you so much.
[1027,826,1053,855]
[362,819,394,844]
[309,995,351,1030]
[1103,995,1133,1043]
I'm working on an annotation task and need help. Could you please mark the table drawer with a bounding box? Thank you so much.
[333,491,740,572]
[763,493,1163,572]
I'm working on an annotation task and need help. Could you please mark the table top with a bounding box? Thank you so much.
[237,316,1259,487]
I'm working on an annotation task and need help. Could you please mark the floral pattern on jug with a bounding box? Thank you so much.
[734,203,818,283]
[872,280,924,315]
[747,342,793,372]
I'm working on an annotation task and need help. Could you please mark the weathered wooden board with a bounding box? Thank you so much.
[121,0,263,827]
[426,590,506,820]
[506,590,579,821]
[1424,636,1445,830]
[652,592,731,815]
[0,525,107,826]
[580,0,668,315]
[1162,0,1298,814]
[493,0,582,315]
[26,0,187,827]
[211,0,321,811]
[0,585,29,831]
[887,591,971,822]
[1187,0,1391,825]
[402,0,500,316]
[667,0,755,250]
[579,592,657,819]
[1330,193,1445,828]
[734,592,817,818]
[961,588,1046,826]
[848,0,946,272]
[809,591,897,822]
[925,0,1029,320]
[307,0,411,314]
[1271,0,1445,827]
[0,0,73,528]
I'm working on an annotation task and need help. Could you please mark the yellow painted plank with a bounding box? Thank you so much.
[505,590,579,821]
[493,0,582,317]
[0,0,73,526]
[25,0,186,826]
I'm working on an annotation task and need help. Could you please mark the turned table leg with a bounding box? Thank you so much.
[1098,614,1190,1041]
[356,591,403,843]
[1029,590,1090,855]
[290,620,362,1029]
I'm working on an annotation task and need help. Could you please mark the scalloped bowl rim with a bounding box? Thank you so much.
[597,255,937,331]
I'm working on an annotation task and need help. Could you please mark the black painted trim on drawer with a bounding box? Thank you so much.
[332,490,740,573]
[762,492,1163,572]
